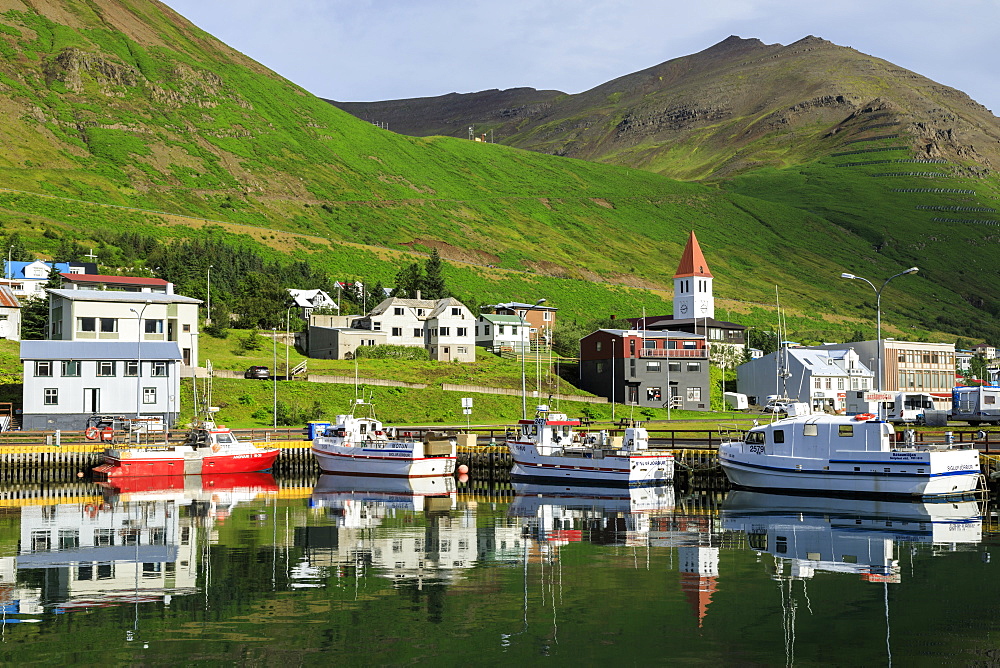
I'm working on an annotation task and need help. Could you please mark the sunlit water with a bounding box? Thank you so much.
[0,473,995,665]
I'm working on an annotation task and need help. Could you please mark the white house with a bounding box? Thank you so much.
[20,340,183,431]
[47,289,201,367]
[0,285,20,341]
[2,260,97,300]
[475,313,524,352]
[356,296,476,362]
[737,347,875,413]
[288,288,338,321]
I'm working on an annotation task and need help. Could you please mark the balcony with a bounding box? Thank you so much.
[639,348,708,359]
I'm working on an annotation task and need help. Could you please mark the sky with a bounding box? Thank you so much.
[161,0,1000,116]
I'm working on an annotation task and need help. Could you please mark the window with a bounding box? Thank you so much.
[144,319,164,334]
[498,325,505,335]
[35,361,53,376]
[646,361,661,372]
[457,327,467,337]
[124,360,139,376]
[94,529,114,546]
[457,346,467,354]
[773,430,785,444]
[687,387,701,402]
[838,425,854,437]
[99,318,117,333]
[394,307,404,315]
[391,327,402,336]
[511,326,517,336]
[543,311,551,321]
[413,328,423,338]
[43,388,58,405]
[643,340,657,349]
[59,529,80,550]
[61,360,80,376]
[373,321,381,331]
[686,362,701,372]
[151,361,168,377]
[182,324,191,333]
[143,387,156,404]
[825,378,832,390]
[452,307,461,316]
[668,362,681,372]
[646,387,661,401]
[837,378,844,390]
[814,377,822,389]
[803,424,818,437]
[484,325,491,335]
[596,361,606,373]
[439,327,450,336]
[97,361,115,376]
[595,340,602,352]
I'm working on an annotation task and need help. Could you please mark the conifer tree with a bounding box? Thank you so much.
[422,249,448,300]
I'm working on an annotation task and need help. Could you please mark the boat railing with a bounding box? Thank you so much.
[718,424,747,443]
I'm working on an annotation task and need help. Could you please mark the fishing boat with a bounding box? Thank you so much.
[506,405,674,486]
[93,415,280,479]
[718,413,983,498]
[311,399,458,477]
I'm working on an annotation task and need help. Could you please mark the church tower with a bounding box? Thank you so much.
[673,231,714,319]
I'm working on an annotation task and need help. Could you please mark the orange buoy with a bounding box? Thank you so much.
[458,464,469,474]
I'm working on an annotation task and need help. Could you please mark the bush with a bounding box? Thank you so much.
[252,400,322,426]
[354,344,429,361]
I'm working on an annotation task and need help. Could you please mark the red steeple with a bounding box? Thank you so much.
[673,231,713,279]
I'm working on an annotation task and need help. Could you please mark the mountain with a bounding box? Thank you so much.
[328,35,1000,181]
[0,4,996,344]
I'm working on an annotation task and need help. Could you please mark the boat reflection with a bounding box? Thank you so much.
[721,490,983,582]
[302,474,473,587]
[508,482,676,546]
[1,473,277,624]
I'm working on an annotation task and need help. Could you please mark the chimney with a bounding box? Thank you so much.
[415,290,421,300]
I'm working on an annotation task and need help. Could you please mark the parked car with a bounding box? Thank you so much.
[244,366,270,379]
[763,400,791,414]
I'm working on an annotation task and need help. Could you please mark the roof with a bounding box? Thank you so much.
[287,288,336,309]
[0,285,19,309]
[47,289,201,304]
[593,328,706,340]
[60,273,169,286]
[479,313,522,324]
[628,315,745,330]
[20,340,182,361]
[368,296,468,317]
[673,231,714,279]
[486,301,558,312]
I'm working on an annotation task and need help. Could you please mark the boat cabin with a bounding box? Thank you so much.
[745,415,895,456]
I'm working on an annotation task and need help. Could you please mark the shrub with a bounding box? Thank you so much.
[354,345,429,361]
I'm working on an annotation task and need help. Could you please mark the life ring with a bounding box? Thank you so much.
[375,431,383,436]
[85,427,99,440]
[211,443,221,453]
[854,413,876,421]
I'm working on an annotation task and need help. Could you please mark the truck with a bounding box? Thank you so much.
[950,386,1000,425]
[845,391,936,424]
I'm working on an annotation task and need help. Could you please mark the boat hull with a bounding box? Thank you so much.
[312,446,456,478]
[509,449,674,487]
[93,448,280,479]
[719,455,981,498]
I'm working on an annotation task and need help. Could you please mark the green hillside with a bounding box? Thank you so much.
[0,3,993,343]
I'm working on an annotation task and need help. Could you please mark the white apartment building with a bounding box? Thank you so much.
[47,289,201,367]
[358,296,476,362]
[20,340,182,431]
[475,313,524,352]
[737,347,875,413]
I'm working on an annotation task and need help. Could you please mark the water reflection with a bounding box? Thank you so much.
[1,473,277,626]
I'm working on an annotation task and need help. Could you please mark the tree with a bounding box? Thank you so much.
[1,232,31,265]
[235,273,287,329]
[969,353,989,381]
[20,266,63,339]
[393,263,423,298]
[422,249,448,299]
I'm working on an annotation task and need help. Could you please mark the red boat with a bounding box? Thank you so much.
[97,471,280,495]
[93,419,280,479]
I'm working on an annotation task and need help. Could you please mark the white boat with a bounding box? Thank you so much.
[311,399,457,478]
[718,413,983,498]
[506,405,674,486]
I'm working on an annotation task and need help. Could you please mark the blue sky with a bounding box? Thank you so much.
[161,0,1000,116]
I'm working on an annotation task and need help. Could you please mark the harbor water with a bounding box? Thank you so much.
[0,473,996,665]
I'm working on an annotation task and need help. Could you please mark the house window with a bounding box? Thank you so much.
[837,378,844,390]
[394,307,404,315]
[99,318,117,333]
[144,319,164,334]
[372,321,381,331]
[61,360,80,377]
[646,361,661,372]
[413,328,423,338]
[392,327,402,337]
[646,387,661,401]
[687,387,702,402]
[543,311,551,321]
[457,347,467,354]
[77,317,96,332]
[814,378,822,389]
[596,361,606,373]
[457,327,467,337]
[668,362,681,372]
[43,388,58,405]
[595,340,602,352]
[35,361,53,376]
[125,360,139,376]
[511,326,518,336]
[97,361,115,376]
[182,324,191,333]
[439,327,450,336]
[151,361,168,377]
[452,308,461,316]
[686,362,701,372]
[498,325,505,335]
[484,325,490,335]
[143,387,156,404]
[643,340,657,349]
[825,378,832,390]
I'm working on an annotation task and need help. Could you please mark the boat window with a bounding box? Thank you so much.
[839,425,854,437]
[359,423,367,434]
[215,433,235,444]
[803,424,818,437]
[746,431,765,445]
[772,429,784,444]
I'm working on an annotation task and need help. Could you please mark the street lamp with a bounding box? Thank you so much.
[519,298,546,419]
[286,305,294,381]
[206,265,213,325]
[840,267,919,392]
[128,300,152,442]
[272,327,278,429]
